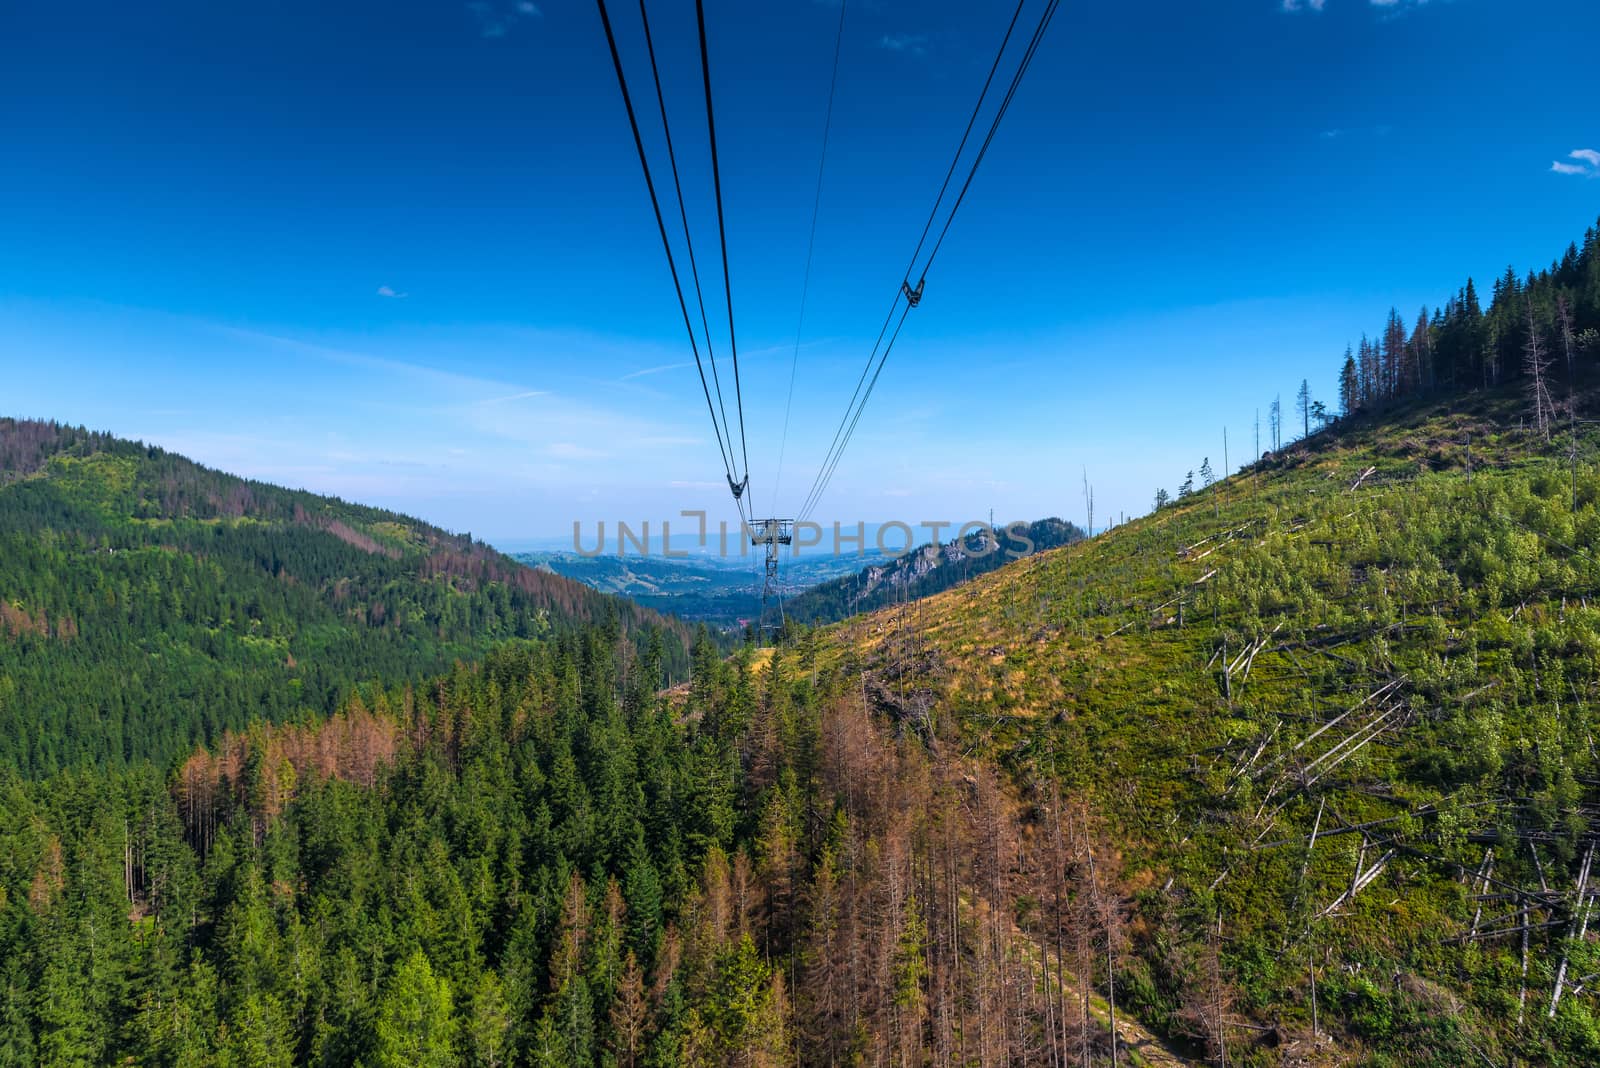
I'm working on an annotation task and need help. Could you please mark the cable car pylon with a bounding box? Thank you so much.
[748,517,793,636]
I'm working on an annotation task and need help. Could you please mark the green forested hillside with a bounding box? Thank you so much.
[0,419,693,775]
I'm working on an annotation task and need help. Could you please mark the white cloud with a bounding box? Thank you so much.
[376,285,406,298]
[1552,149,1600,178]
[1283,0,1435,12]
[467,1,541,39]
[878,33,929,56]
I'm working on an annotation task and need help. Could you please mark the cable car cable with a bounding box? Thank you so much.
[796,0,1059,521]
[696,0,751,498]
[638,0,741,490]
[594,0,738,486]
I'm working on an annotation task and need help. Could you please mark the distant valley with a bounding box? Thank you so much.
[518,517,1083,629]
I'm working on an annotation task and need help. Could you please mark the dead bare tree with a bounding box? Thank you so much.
[1549,841,1595,1018]
[1083,467,1094,538]
[1525,297,1556,442]
[1558,295,1577,382]
[1181,914,1234,1067]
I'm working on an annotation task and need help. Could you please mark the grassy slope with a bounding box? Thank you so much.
[803,388,1600,1065]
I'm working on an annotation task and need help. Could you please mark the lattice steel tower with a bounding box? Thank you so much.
[748,518,793,636]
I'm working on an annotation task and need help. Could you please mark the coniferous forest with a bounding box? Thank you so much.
[0,629,1121,1067]
[0,420,693,776]
[1333,217,1600,418]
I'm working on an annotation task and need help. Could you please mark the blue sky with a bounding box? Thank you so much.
[3,0,1598,546]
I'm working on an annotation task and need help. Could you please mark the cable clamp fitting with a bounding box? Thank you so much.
[902,278,924,308]
[727,474,748,500]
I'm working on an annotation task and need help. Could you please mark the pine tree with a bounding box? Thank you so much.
[892,893,929,1066]
[701,935,785,1067]
[220,992,295,1068]
[465,971,511,1068]
[553,975,595,1067]
[1412,305,1433,393]
[373,952,456,1068]
[527,1013,571,1068]
[1339,348,1358,416]
[1382,308,1408,402]
[623,842,665,965]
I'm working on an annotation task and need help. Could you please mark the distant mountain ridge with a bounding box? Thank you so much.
[0,417,692,775]
[782,516,1085,625]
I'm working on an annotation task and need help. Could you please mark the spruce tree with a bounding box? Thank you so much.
[373,952,456,1068]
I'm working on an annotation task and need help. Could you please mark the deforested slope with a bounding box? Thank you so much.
[801,387,1600,1065]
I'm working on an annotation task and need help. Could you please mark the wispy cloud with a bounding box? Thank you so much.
[1283,0,1434,13]
[212,325,535,400]
[878,33,929,56]
[478,389,549,405]
[1320,124,1393,140]
[620,362,693,381]
[467,0,541,39]
[1552,149,1600,178]
[376,285,407,299]
[1371,0,1437,22]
